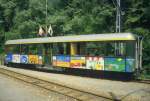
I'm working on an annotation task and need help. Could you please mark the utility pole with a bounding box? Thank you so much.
[114,0,122,55]
[116,0,121,33]
[45,0,48,36]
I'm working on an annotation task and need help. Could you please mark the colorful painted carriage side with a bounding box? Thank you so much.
[52,56,57,66]
[53,55,70,67]
[12,54,20,63]
[104,57,125,72]
[5,53,135,72]
[125,58,135,72]
[70,56,86,68]
[86,57,104,70]
[28,55,39,64]
[5,53,12,63]
[20,55,28,64]
[38,55,43,65]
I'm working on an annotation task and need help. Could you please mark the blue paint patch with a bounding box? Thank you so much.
[56,55,70,62]
[20,55,28,64]
[5,54,12,62]
[125,58,135,72]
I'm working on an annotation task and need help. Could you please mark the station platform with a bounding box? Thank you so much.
[0,65,150,101]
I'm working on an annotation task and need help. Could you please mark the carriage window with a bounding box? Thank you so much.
[86,42,105,56]
[10,45,20,54]
[126,41,135,58]
[28,44,37,55]
[53,43,70,55]
[37,44,43,55]
[85,42,127,57]
[105,43,115,56]
[5,45,14,54]
[20,44,29,54]
[43,43,51,55]
[105,42,127,57]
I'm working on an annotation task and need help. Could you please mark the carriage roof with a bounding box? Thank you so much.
[5,33,137,45]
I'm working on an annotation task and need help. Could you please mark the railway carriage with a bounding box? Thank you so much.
[4,33,143,79]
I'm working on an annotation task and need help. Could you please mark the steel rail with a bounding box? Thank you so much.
[134,79,150,84]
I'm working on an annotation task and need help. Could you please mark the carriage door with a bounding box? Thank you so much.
[43,43,52,65]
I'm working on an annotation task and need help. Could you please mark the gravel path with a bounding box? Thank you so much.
[0,65,150,101]
[0,73,76,101]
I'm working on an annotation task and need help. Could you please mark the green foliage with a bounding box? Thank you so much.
[0,0,150,70]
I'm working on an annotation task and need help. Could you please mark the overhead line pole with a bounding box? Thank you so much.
[45,0,48,36]
[114,0,122,55]
[116,0,121,33]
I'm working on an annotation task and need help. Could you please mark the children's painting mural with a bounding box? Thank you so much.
[6,53,135,73]
[38,55,43,65]
[104,57,125,72]
[70,56,86,68]
[86,57,104,70]
[125,58,135,72]
[5,54,12,63]
[53,55,70,67]
[28,55,39,64]
[20,55,28,64]
[12,54,20,63]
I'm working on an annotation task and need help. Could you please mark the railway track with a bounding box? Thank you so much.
[134,79,150,84]
[0,68,113,101]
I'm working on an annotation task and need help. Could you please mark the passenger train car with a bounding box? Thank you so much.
[4,33,143,79]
